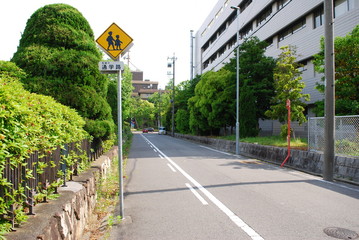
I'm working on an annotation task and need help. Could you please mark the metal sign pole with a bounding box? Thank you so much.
[117,61,124,218]
[97,22,133,219]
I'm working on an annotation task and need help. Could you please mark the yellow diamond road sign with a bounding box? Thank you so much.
[96,23,133,60]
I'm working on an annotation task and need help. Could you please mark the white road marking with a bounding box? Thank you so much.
[167,163,177,172]
[141,135,264,240]
[159,154,164,159]
[199,145,235,156]
[185,183,208,205]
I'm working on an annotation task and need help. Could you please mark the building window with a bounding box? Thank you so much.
[218,45,226,57]
[256,7,272,27]
[209,34,217,45]
[335,0,348,17]
[277,0,290,10]
[209,52,217,63]
[217,23,226,36]
[297,60,307,72]
[227,11,237,26]
[202,41,209,52]
[203,60,209,70]
[278,18,306,41]
[348,0,359,10]
[227,35,236,49]
[240,0,252,13]
[240,23,253,39]
[265,37,273,48]
[314,7,324,28]
[334,0,358,17]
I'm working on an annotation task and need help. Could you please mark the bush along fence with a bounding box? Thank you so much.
[0,139,103,231]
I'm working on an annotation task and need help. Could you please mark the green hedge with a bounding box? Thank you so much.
[0,61,89,162]
[0,61,90,233]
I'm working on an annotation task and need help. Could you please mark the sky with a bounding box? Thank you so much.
[0,0,219,88]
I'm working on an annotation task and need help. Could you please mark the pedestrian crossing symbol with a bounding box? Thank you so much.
[96,23,133,60]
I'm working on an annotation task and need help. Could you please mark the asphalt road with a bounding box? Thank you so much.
[109,132,359,240]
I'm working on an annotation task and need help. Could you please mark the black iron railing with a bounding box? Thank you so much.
[0,139,103,229]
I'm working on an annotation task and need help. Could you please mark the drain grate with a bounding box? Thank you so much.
[324,227,359,239]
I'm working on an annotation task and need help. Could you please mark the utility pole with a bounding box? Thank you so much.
[124,51,130,66]
[159,88,162,128]
[168,53,177,137]
[323,0,335,181]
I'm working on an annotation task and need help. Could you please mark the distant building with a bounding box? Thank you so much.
[131,71,159,100]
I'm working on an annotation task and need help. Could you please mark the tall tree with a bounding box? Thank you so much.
[130,97,155,128]
[148,89,170,128]
[107,65,134,125]
[175,109,190,134]
[313,25,359,116]
[224,36,276,137]
[188,95,211,135]
[173,75,201,134]
[11,4,114,140]
[188,70,234,135]
[265,45,309,126]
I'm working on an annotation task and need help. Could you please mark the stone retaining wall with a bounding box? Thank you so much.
[5,147,118,240]
[175,133,359,182]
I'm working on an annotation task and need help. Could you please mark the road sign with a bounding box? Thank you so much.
[96,23,133,60]
[99,61,124,74]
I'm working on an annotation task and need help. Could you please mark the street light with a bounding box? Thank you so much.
[231,6,240,155]
[190,30,195,80]
[168,53,177,137]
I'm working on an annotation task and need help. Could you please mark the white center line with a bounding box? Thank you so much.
[185,183,208,205]
[167,163,177,172]
[141,135,264,240]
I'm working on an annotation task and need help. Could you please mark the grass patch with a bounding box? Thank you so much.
[218,135,308,149]
[87,131,133,239]
[95,157,120,218]
[88,155,121,240]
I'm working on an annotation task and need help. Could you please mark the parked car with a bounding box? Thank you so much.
[158,127,166,135]
[147,127,154,132]
[142,128,148,133]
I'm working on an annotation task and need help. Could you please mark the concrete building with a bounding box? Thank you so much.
[131,71,159,100]
[195,0,359,107]
[194,0,359,136]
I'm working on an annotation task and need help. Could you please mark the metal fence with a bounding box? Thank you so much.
[0,139,103,229]
[308,115,359,157]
